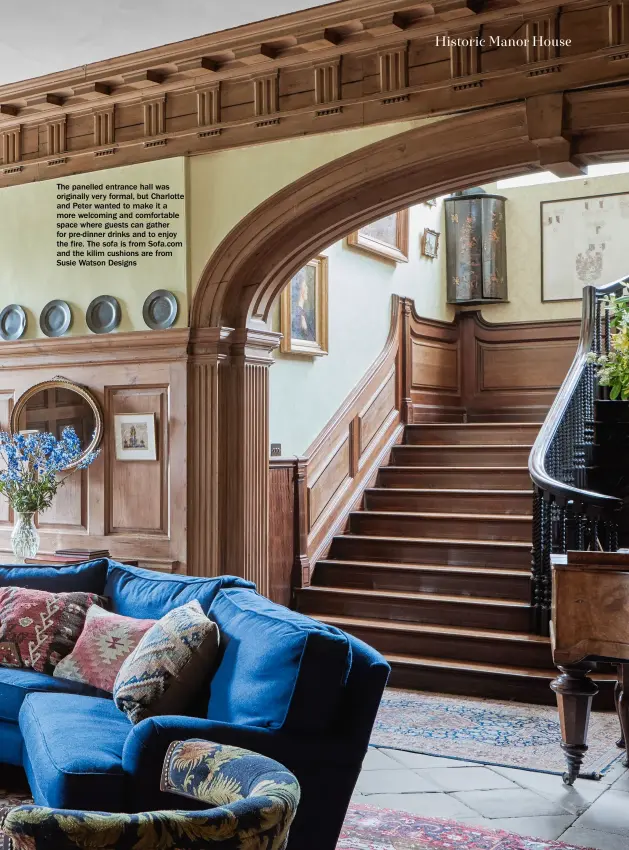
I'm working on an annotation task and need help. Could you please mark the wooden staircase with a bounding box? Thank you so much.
[295,421,614,705]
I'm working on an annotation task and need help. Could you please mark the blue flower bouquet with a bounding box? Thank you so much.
[0,427,100,559]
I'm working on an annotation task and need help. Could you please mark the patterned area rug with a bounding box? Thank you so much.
[371,689,623,779]
[339,804,587,850]
[0,769,32,850]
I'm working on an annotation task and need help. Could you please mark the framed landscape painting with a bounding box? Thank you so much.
[541,191,629,301]
[280,255,329,356]
[348,209,409,262]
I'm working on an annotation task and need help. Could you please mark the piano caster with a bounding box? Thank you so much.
[562,771,576,786]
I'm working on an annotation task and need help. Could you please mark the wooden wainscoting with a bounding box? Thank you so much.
[459,311,581,422]
[268,296,467,602]
[402,301,463,423]
[0,330,188,572]
[268,300,581,605]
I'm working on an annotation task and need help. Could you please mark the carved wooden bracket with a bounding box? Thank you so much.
[526,93,585,178]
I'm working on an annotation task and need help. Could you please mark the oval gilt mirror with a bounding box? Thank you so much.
[10,378,103,470]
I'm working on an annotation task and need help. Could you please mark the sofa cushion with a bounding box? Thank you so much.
[20,693,130,811]
[0,667,110,723]
[208,588,352,732]
[0,587,106,674]
[53,605,155,693]
[0,559,108,593]
[104,562,255,620]
[114,601,220,724]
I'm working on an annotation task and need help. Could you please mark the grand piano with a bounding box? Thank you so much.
[551,550,629,784]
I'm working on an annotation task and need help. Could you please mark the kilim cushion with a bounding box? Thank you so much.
[113,600,219,724]
[0,586,105,675]
[53,605,155,692]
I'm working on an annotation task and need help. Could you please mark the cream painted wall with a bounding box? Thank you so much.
[479,172,629,324]
[187,117,435,290]
[0,157,187,338]
[268,202,451,457]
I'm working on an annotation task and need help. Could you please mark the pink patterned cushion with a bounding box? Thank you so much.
[53,605,155,692]
[0,586,105,675]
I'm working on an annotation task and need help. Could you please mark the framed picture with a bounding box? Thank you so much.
[541,191,629,302]
[280,255,329,356]
[347,209,409,262]
[421,228,440,259]
[114,413,157,461]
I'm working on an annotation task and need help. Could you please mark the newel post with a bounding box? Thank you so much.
[399,297,413,424]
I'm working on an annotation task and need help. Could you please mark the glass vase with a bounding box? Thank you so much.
[11,512,40,562]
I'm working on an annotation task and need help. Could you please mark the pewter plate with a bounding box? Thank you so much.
[40,299,72,338]
[0,304,26,341]
[86,295,121,334]
[142,289,178,330]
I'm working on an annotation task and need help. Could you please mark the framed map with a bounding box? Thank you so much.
[347,209,409,262]
[541,191,629,302]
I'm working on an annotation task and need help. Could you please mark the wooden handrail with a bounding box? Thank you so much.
[528,277,628,511]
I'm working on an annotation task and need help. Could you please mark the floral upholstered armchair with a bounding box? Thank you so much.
[0,740,301,850]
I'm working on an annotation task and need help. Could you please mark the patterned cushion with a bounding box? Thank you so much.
[0,741,300,850]
[113,600,219,724]
[0,587,105,675]
[52,606,155,693]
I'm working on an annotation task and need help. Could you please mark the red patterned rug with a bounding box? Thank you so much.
[1,784,591,850]
[338,804,588,850]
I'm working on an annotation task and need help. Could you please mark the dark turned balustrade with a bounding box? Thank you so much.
[529,278,629,636]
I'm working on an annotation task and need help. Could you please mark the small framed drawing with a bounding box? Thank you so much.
[347,209,409,263]
[421,228,440,259]
[114,413,157,461]
[280,255,329,357]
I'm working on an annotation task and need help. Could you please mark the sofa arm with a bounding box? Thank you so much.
[122,715,352,811]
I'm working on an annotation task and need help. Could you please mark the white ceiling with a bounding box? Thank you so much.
[0,0,335,86]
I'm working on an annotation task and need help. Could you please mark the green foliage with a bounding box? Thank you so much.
[587,290,629,401]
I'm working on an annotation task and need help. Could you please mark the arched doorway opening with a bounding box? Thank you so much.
[187,92,629,590]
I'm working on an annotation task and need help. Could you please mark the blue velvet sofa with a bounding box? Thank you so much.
[0,559,390,850]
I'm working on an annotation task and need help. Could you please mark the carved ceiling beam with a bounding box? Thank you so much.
[526,92,586,177]
[0,0,626,188]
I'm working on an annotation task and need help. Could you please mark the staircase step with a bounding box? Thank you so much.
[391,445,532,467]
[349,510,532,542]
[313,559,531,599]
[296,585,532,631]
[378,466,532,489]
[312,614,550,668]
[330,534,531,568]
[405,422,541,446]
[365,488,533,515]
[383,654,616,707]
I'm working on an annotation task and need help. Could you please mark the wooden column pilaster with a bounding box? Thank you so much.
[187,327,232,577]
[219,327,281,595]
[188,326,280,592]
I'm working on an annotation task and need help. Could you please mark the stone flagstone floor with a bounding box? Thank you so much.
[353,747,629,850]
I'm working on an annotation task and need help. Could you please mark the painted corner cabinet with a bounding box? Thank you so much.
[445,189,508,305]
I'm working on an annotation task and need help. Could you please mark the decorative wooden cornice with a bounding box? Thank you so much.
[0,0,628,185]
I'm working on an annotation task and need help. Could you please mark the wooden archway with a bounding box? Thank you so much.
[187,90,629,591]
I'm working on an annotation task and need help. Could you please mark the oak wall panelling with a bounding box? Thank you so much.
[459,311,581,421]
[267,295,465,590]
[0,330,188,572]
[268,299,581,600]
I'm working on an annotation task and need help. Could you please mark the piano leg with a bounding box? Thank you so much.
[616,663,629,765]
[551,663,599,785]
